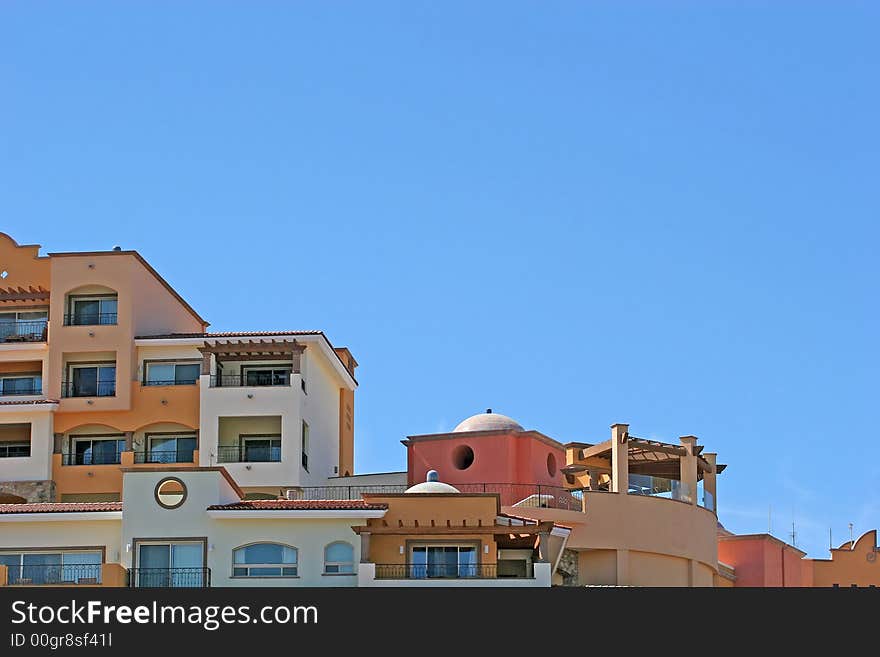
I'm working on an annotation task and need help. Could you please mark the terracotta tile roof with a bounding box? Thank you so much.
[207,500,388,511]
[135,331,324,339]
[0,502,122,514]
[0,399,59,406]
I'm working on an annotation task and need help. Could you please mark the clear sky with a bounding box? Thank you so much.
[1,2,877,557]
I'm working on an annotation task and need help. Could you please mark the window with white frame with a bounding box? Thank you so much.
[232,543,297,577]
[323,542,354,574]
[66,295,117,326]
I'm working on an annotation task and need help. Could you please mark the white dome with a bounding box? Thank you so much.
[453,410,523,433]
[405,470,460,494]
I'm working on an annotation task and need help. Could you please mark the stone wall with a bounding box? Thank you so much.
[557,548,579,586]
[0,480,56,503]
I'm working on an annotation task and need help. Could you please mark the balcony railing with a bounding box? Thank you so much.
[61,381,116,398]
[628,474,695,505]
[288,483,583,510]
[216,445,281,463]
[6,564,102,586]
[209,374,291,388]
[142,379,198,387]
[0,320,48,343]
[134,449,196,464]
[374,564,504,580]
[62,451,122,466]
[63,313,117,326]
[128,568,210,588]
[0,385,42,396]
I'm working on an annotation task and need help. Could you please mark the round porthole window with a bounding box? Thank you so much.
[155,477,187,509]
[547,453,557,477]
[452,444,475,470]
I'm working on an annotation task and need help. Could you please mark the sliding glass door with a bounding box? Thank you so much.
[136,542,205,587]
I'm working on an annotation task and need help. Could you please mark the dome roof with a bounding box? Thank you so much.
[405,470,460,494]
[453,409,524,433]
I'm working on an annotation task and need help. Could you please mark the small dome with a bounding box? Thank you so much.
[406,470,460,494]
[453,409,524,433]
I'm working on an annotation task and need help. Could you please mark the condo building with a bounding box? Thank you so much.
[0,231,876,588]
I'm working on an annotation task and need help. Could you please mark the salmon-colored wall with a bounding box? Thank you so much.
[369,534,497,565]
[717,535,807,587]
[0,233,50,293]
[54,381,199,433]
[407,432,566,495]
[0,361,43,375]
[808,530,880,587]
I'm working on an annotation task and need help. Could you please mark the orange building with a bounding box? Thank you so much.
[0,233,358,504]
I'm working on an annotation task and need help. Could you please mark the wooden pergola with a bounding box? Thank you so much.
[0,286,50,304]
[197,339,306,374]
[563,435,727,482]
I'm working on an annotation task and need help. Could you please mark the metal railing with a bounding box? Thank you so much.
[628,474,697,505]
[374,563,503,580]
[6,564,102,586]
[287,483,583,510]
[128,568,210,588]
[63,313,117,326]
[60,381,116,398]
[0,385,42,396]
[290,484,408,500]
[62,450,122,466]
[134,449,196,464]
[216,445,281,463]
[0,320,48,343]
[142,379,198,387]
[209,374,291,388]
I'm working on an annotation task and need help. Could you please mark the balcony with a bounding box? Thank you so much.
[0,384,42,396]
[5,564,103,586]
[128,568,211,588]
[209,374,291,388]
[133,448,196,465]
[288,483,583,510]
[217,444,281,464]
[0,320,48,344]
[374,563,507,580]
[63,312,117,327]
[62,450,122,466]
[61,381,116,398]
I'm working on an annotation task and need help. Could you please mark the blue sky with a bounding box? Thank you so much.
[1,2,877,557]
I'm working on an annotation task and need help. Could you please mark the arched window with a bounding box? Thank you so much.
[323,542,355,574]
[232,543,297,577]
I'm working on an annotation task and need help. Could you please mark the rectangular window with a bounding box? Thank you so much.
[144,361,200,386]
[67,295,118,326]
[240,436,281,462]
[70,436,125,465]
[410,545,479,579]
[67,364,116,397]
[301,421,309,472]
[243,366,291,387]
[144,434,197,463]
[0,551,102,585]
[135,541,205,588]
[0,374,41,396]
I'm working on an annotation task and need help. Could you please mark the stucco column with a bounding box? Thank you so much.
[537,532,550,562]
[360,532,371,563]
[679,436,698,505]
[616,549,629,585]
[610,423,629,494]
[703,452,717,513]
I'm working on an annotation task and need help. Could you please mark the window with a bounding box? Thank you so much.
[65,364,116,397]
[0,374,41,396]
[0,551,102,585]
[154,477,187,509]
[242,366,291,386]
[136,542,205,588]
[410,545,478,579]
[324,542,354,574]
[0,310,48,342]
[67,295,117,326]
[0,442,30,458]
[232,543,297,577]
[144,361,200,386]
[301,421,309,471]
[69,436,125,465]
[143,434,197,464]
[240,436,281,462]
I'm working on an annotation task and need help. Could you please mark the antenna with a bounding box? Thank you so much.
[768,505,772,535]
[849,522,854,548]
[790,521,797,547]
[829,528,833,551]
